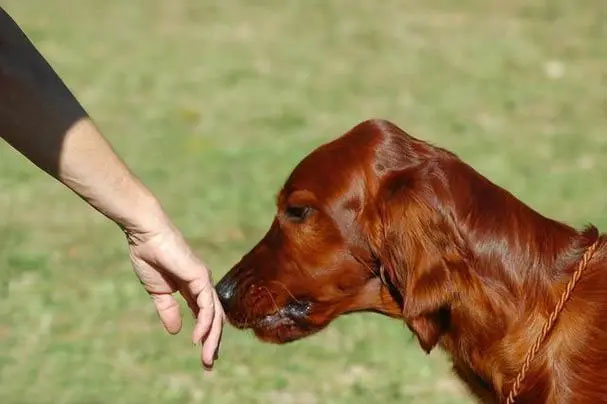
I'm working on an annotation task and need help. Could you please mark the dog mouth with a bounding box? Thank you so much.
[225,300,312,326]
[257,301,312,326]
[247,300,320,343]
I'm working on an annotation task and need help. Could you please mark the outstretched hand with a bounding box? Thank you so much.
[126,222,224,369]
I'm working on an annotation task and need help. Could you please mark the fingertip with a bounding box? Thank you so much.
[151,294,183,335]
[165,321,182,335]
[201,309,223,369]
[201,348,215,370]
[160,311,182,335]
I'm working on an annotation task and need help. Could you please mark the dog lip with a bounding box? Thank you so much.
[255,300,312,328]
[283,300,312,318]
[224,300,313,330]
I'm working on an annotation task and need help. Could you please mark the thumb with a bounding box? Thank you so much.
[150,292,182,334]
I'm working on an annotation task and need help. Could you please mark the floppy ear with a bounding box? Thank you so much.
[401,258,456,353]
[373,163,464,353]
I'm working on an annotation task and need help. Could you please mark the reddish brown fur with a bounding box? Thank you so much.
[217,120,607,403]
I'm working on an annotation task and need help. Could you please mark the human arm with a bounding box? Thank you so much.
[0,7,223,368]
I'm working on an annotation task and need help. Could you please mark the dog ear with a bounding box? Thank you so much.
[372,163,463,353]
[407,310,450,353]
[401,258,455,353]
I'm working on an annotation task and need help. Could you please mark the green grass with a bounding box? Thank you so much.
[1,0,605,403]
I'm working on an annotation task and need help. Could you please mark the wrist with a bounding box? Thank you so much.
[118,192,172,242]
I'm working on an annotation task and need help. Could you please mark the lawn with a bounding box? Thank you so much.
[0,1,605,403]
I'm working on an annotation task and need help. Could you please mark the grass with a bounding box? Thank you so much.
[0,0,605,403]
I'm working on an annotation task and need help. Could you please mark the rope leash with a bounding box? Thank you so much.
[505,240,600,403]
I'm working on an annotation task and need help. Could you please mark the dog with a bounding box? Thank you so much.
[217,119,606,403]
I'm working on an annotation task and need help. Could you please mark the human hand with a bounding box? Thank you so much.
[126,221,224,369]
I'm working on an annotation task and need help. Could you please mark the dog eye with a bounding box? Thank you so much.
[285,205,312,222]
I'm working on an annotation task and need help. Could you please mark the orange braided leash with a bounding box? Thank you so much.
[505,240,599,404]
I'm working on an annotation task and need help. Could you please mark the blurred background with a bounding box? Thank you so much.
[0,1,605,403]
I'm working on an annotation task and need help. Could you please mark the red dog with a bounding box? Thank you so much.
[217,120,606,403]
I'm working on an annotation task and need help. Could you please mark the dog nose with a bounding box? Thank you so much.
[216,276,237,308]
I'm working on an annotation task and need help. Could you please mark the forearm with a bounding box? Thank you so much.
[52,118,169,234]
[0,8,166,234]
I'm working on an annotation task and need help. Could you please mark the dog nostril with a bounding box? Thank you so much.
[216,277,237,307]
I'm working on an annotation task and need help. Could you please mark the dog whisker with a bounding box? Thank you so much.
[267,280,302,304]
[260,286,283,318]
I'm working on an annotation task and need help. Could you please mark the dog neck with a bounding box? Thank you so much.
[428,160,597,399]
[375,158,598,400]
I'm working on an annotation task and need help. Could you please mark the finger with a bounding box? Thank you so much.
[202,292,224,369]
[150,293,182,334]
[190,278,215,344]
[179,288,199,319]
